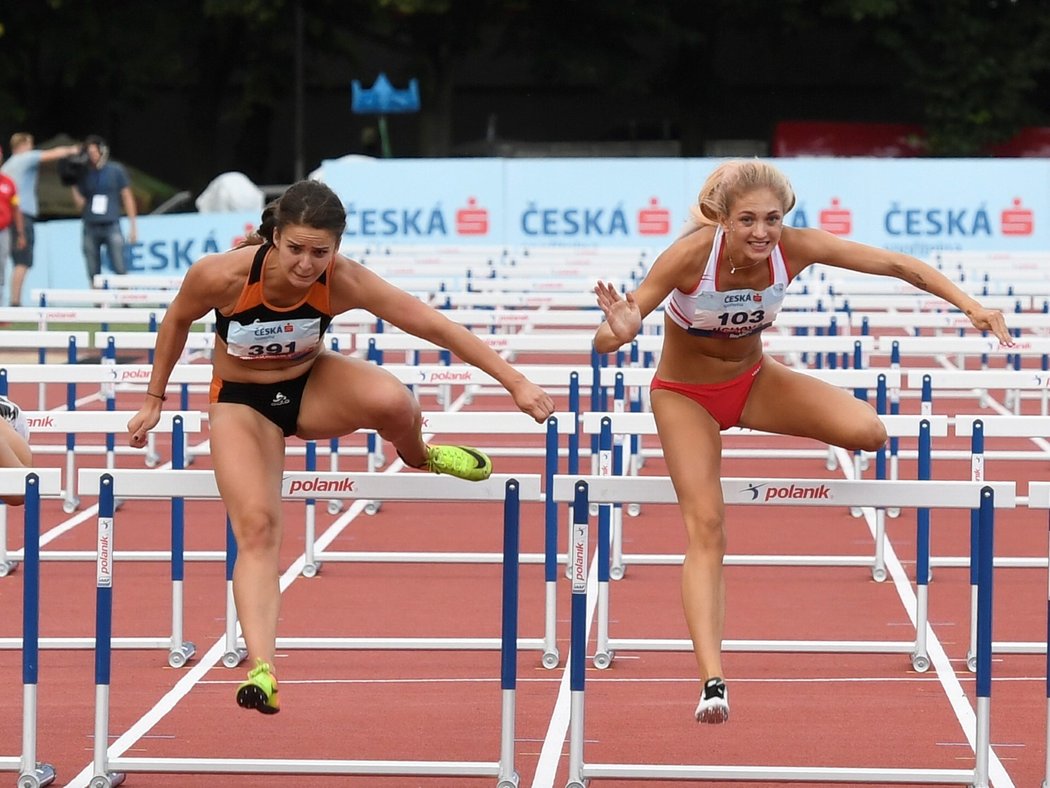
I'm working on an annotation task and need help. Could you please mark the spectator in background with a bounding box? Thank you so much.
[70,135,137,286]
[2,133,82,306]
[0,145,27,306]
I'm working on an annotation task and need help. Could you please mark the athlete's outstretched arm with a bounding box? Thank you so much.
[127,259,228,446]
[786,227,1014,346]
[342,265,556,423]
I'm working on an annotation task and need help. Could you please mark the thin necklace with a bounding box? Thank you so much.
[727,247,763,275]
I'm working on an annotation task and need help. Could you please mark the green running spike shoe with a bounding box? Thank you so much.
[426,444,493,482]
[236,659,280,714]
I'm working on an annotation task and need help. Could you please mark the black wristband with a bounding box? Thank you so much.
[145,390,167,402]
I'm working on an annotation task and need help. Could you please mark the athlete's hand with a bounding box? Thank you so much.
[967,306,1014,347]
[510,379,557,424]
[127,401,162,448]
[594,281,641,344]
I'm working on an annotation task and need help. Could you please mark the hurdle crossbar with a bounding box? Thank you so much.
[86,472,537,786]
[0,330,91,349]
[552,475,1005,788]
[579,412,950,587]
[78,469,539,500]
[1021,482,1050,788]
[0,471,59,788]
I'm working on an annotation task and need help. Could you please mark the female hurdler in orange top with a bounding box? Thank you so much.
[128,179,555,714]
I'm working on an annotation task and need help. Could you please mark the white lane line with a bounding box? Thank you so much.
[834,445,1016,788]
[530,555,599,788]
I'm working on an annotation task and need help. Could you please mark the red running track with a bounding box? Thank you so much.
[0,356,1047,787]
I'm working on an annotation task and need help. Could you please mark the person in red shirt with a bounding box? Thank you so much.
[0,145,26,305]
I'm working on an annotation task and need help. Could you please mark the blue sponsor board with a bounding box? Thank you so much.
[322,157,504,245]
[767,158,1048,256]
[503,158,689,246]
[28,157,1050,293]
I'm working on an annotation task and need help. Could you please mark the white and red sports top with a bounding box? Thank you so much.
[666,225,790,339]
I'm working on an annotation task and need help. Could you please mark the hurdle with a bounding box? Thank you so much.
[16,410,200,515]
[907,368,1050,418]
[0,360,367,470]
[582,408,942,579]
[0,332,90,410]
[554,474,1010,787]
[949,416,1050,671]
[581,415,960,671]
[878,337,1050,390]
[29,288,179,307]
[0,415,202,669]
[0,468,63,788]
[306,411,575,669]
[91,274,186,289]
[851,310,1050,337]
[1026,482,1050,788]
[824,292,1031,313]
[79,469,540,788]
[0,408,201,580]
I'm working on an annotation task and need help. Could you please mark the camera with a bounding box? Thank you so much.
[57,134,108,186]
[57,147,90,186]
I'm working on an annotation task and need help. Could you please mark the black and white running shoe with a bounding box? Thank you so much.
[694,676,729,724]
[0,395,29,441]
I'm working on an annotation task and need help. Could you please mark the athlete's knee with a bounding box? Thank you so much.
[846,415,887,453]
[682,508,726,554]
[370,382,421,430]
[233,510,281,555]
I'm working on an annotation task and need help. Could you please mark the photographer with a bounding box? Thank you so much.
[69,135,137,286]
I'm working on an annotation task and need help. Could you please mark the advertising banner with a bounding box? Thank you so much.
[27,157,1049,293]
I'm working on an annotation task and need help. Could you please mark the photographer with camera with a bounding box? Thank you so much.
[69,134,137,286]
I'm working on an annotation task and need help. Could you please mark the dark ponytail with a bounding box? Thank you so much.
[236,200,279,248]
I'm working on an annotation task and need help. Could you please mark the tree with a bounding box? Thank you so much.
[781,0,1050,155]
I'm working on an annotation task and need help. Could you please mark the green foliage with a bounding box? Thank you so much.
[2,0,1049,177]
[787,0,1050,155]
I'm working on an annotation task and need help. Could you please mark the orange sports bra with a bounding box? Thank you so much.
[214,243,334,361]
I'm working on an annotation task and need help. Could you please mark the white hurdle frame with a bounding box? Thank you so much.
[356,330,873,360]
[951,416,1050,672]
[907,368,1050,417]
[553,474,1010,788]
[580,414,957,672]
[78,469,542,788]
[0,468,64,788]
[0,411,202,576]
[13,410,201,516]
[1024,482,1050,788]
[0,332,90,410]
[29,288,178,307]
[582,409,944,580]
[305,411,576,669]
[0,414,203,669]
